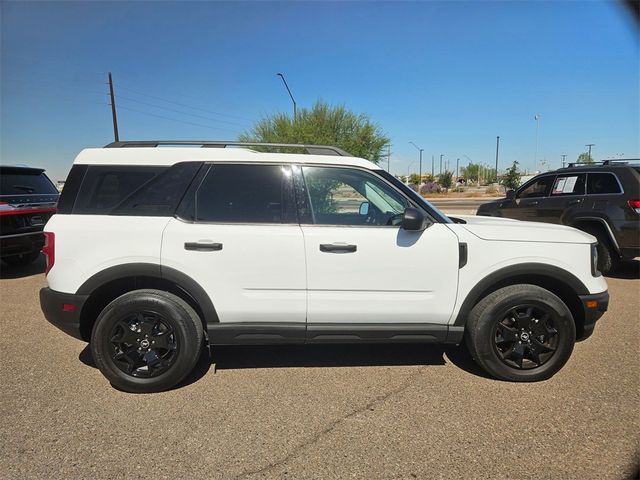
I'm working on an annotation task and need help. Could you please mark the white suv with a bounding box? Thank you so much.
[40,141,609,392]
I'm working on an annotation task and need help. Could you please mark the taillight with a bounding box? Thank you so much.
[42,232,55,275]
[628,200,640,214]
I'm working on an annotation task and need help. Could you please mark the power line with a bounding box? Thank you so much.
[117,105,241,134]
[116,94,249,128]
[114,83,255,122]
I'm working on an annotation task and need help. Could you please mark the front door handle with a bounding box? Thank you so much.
[527,200,540,206]
[567,199,582,205]
[184,242,223,251]
[319,243,357,253]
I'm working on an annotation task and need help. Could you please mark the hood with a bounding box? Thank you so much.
[451,215,596,244]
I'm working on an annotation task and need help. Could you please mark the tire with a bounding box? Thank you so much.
[465,284,576,382]
[91,289,204,393]
[578,225,620,275]
[2,251,41,266]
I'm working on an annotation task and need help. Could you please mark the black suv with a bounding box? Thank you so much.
[477,160,640,274]
[0,166,59,266]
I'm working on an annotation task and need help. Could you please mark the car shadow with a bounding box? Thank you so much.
[0,254,45,279]
[605,259,640,280]
[79,342,492,391]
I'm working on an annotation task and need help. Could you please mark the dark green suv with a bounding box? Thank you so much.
[477,160,640,274]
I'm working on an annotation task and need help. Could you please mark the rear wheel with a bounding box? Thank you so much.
[2,251,41,266]
[91,289,204,393]
[465,284,576,382]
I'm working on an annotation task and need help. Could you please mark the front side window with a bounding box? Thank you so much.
[550,174,585,196]
[194,164,288,223]
[301,166,408,226]
[587,173,622,194]
[517,175,555,199]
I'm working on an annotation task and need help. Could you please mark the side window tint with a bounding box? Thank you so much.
[550,174,585,196]
[301,166,408,226]
[587,173,621,194]
[517,176,555,198]
[195,164,286,223]
[74,166,164,214]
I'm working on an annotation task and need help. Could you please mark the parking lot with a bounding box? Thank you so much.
[1,253,638,479]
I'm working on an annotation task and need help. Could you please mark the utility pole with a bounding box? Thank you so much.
[387,144,391,172]
[108,72,119,142]
[534,114,540,172]
[409,142,423,184]
[456,158,459,181]
[495,136,500,184]
[586,143,595,161]
[439,154,443,175]
[431,155,434,177]
[276,73,297,119]
[561,154,567,168]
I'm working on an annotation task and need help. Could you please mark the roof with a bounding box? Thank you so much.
[0,165,46,174]
[74,147,381,170]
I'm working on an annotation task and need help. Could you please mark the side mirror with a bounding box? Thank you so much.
[506,190,516,199]
[359,202,369,215]
[401,207,429,231]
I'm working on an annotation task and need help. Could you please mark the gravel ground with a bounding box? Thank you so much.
[0,257,638,480]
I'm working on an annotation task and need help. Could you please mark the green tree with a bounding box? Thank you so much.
[501,161,521,191]
[460,163,480,183]
[438,171,453,191]
[408,173,421,185]
[576,152,595,164]
[239,99,390,163]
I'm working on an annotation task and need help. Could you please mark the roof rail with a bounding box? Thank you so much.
[564,159,639,168]
[103,140,352,157]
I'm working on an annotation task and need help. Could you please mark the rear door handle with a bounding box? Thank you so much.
[184,242,223,251]
[527,201,540,206]
[319,243,357,253]
[567,199,582,205]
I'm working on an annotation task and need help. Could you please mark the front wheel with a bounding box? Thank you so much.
[465,284,576,382]
[91,289,204,393]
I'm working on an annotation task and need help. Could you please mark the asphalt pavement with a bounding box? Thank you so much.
[0,255,638,480]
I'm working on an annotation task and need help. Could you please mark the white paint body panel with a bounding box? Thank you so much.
[161,219,307,324]
[45,215,170,293]
[301,224,460,324]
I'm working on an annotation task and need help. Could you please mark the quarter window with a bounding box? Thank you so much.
[550,174,585,196]
[194,164,288,223]
[301,166,408,226]
[517,176,555,198]
[587,173,622,194]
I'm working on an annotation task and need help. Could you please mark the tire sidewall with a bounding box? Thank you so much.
[91,291,201,393]
[473,289,576,381]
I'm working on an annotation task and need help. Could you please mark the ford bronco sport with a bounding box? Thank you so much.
[40,141,609,392]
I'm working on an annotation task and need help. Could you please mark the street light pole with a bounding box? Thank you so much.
[409,142,423,184]
[495,136,500,184]
[456,158,459,181]
[276,73,297,119]
[534,114,540,171]
[431,155,434,177]
[439,154,444,175]
[586,143,595,161]
[561,154,567,168]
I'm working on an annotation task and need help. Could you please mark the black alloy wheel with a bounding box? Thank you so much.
[493,305,559,369]
[109,311,178,378]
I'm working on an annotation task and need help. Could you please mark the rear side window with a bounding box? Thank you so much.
[551,174,585,196]
[517,175,555,198]
[73,166,165,214]
[0,169,58,195]
[190,164,291,223]
[587,173,622,194]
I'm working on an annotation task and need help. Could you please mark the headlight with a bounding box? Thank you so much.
[591,243,600,277]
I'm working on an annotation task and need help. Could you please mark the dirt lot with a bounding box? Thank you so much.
[0,257,638,480]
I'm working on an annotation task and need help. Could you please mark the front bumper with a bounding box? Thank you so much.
[577,290,609,340]
[40,288,88,341]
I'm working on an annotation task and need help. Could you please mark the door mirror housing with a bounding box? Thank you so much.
[358,202,370,215]
[401,207,429,231]
[506,189,516,200]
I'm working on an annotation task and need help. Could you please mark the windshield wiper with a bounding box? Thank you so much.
[12,185,35,193]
